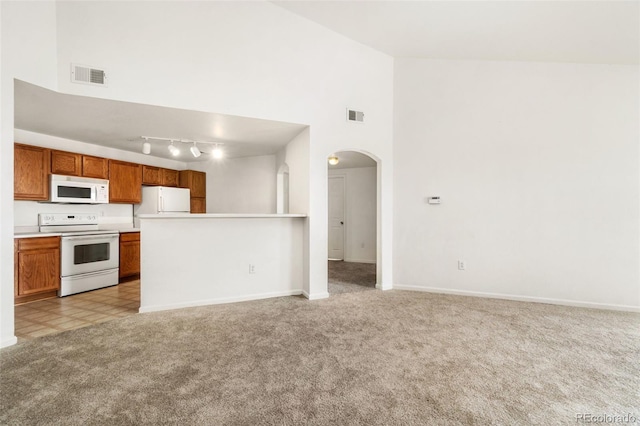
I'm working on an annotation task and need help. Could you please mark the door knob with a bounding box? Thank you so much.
[340,221,344,225]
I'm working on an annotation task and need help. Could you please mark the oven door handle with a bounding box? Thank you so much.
[63,235,119,242]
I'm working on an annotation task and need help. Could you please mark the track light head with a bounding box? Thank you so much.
[168,141,180,156]
[190,143,201,158]
[211,146,224,159]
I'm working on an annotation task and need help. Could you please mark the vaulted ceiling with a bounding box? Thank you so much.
[275,1,639,65]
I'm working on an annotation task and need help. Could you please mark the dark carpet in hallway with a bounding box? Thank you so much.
[328,260,376,294]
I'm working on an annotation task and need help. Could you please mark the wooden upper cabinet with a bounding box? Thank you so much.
[14,144,50,201]
[51,150,108,179]
[179,170,206,198]
[51,150,82,176]
[82,155,109,179]
[142,166,179,187]
[142,165,162,185]
[190,198,206,214]
[161,168,179,187]
[109,160,142,203]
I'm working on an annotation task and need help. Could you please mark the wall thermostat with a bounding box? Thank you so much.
[427,197,441,205]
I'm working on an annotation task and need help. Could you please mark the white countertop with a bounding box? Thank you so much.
[14,227,140,239]
[137,213,307,219]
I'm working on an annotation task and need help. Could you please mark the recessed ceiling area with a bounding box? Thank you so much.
[14,80,308,162]
[274,1,639,65]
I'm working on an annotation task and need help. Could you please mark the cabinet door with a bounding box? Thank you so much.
[191,171,206,198]
[142,165,162,185]
[51,150,82,176]
[16,237,60,297]
[109,160,142,203]
[82,155,109,179]
[18,249,60,295]
[119,233,141,278]
[15,144,50,201]
[190,197,206,213]
[161,169,179,187]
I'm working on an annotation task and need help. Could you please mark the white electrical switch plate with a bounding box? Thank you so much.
[428,197,441,204]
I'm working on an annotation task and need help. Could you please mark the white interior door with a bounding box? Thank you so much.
[328,176,345,260]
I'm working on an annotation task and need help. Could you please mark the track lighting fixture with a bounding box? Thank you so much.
[139,136,224,160]
[190,142,201,158]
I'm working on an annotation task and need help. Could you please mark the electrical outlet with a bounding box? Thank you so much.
[361,243,365,248]
[249,264,256,274]
[458,261,466,270]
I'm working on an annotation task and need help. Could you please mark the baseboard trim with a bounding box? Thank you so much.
[139,289,303,313]
[392,285,640,313]
[303,291,330,300]
[375,283,393,291]
[1,336,18,348]
[344,258,376,264]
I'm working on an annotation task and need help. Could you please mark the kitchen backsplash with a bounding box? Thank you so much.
[14,201,134,229]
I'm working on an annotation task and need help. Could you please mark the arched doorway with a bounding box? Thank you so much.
[327,151,378,294]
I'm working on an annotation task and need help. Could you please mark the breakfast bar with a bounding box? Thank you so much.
[137,214,307,313]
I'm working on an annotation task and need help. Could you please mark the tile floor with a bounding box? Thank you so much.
[14,280,140,341]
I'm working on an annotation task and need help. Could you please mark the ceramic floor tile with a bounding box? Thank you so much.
[15,281,139,341]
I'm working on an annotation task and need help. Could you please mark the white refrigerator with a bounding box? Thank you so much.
[134,186,191,226]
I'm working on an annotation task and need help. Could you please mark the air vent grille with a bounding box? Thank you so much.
[347,108,364,123]
[71,63,108,87]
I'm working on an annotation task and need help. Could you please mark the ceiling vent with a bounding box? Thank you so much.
[346,108,364,123]
[71,63,108,87]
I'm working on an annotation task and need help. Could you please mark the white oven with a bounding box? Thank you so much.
[40,213,120,297]
[60,232,119,297]
[61,233,119,276]
[50,174,109,204]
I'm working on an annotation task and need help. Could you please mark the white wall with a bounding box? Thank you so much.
[139,216,304,312]
[277,128,310,216]
[393,58,640,310]
[329,167,377,263]
[1,1,58,347]
[192,155,277,214]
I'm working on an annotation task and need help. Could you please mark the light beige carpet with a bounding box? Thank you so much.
[1,290,639,425]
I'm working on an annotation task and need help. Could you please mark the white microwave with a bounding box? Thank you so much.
[50,174,109,204]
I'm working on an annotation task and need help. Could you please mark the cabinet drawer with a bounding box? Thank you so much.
[120,232,140,242]
[18,236,60,251]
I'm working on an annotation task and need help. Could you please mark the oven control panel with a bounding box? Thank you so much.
[39,213,99,226]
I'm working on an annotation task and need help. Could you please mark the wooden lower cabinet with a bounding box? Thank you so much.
[15,236,61,304]
[119,232,140,280]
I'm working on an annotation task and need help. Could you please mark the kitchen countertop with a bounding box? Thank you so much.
[14,228,140,239]
[137,214,307,219]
